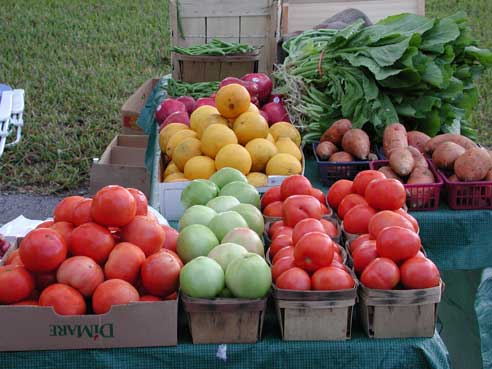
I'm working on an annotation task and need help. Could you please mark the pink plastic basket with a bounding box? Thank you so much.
[369,160,443,211]
[438,170,492,210]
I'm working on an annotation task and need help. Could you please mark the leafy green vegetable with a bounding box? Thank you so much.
[275,12,492,142]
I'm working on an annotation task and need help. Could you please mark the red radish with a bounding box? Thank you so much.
[242,73,273,101]
[219,77,258,99]
[262,102,289,125]
[195,97,216,108]
[155,99,186,124]
[268,94,284,104]
[219,77,245,89]
[162,111,190,127]
[176,96,196,114]
[251,96,260,107]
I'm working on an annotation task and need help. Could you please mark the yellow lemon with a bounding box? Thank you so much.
[233,112,269,145]
[269,122,302,146]
[215,144,252,175]
[163,162,180,178]
[184,156,216,180]
[166,129,197,159]
[173,137,202,171]
[245,138,278,172]
[164,172,187,182]
[266,153,302,176]
[200,124,238,158]
[275,137,302,161]
[190,105,219,133]
[247,172,268,187]
[159,123,188,153]
[248,103,260,113]
[266,133,275,143]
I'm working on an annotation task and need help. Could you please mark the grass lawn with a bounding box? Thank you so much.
[0,0,491,193]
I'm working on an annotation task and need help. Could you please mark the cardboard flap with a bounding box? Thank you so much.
[117,135,148,148]
[109,147,146,167]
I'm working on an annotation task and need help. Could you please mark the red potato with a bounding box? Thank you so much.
[407,131,430,153]
[389,148,415,177]
[320,119,352,145]
[424,133,478,154]
[454,148,492,182]
[329,151,354,162]
[432,142,466,170]
[316,141,338,160]
[341,129,370,160]
[378,166,402,181]
[407,146,428,169]
[383,123,408,158]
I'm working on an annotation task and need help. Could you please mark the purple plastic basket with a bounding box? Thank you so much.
[438,170,492,210]
[369,159,443,211]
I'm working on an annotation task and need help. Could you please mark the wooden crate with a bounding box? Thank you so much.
[273,283,357,341]
[181,294,267,344]
[281,0,425,34]
[169,0,280,78]
[358,281,443,338]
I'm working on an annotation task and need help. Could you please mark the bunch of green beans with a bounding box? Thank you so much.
[172,39,255,56]
[167,79,219,99]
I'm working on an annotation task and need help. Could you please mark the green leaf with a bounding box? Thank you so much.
[465,46,492,66]
[417,109,441,136]
[421,18,460,53]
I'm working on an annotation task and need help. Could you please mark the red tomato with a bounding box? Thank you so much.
[311,266,355,290]
[9,254,24,267]
[161,225,179,252]
[0,265,35,304]
[57,256,104,296]
[39,284,86,315]
[13,299,39,306]
[331,259,349,272]
[352,240,378,273]
[349,234,371,254]
[272,246,295,264]
[327,179,353,210]
[269,234,293,256]
[282,195,322,227]
[72,199,93,226]
[337,194,368,220]
[268,220,284,238]
[332,251,343,263]
[361,258,400,290]
[271,256,296,281]
[343,204,377,235]
[104,242,146,285]
[164,291,178,300]
[280,175,312,200]
[91,185,137,227]
[270,226,292,240]
[53,196,85,223]
[50,221,74,247]
[139,295,161,302]
[261,186,281,209]
[376,226,421,263]
[3,249,20,265]
[292,218,325,245]
[368,210,415,239]
[121,216,165,257]
[400,257,440,289]
[320,203,330,215]
[294,232,334,272]
[127,188,148,216]
[263,201,283,218]
[352,170,386,196]
[36,220,54,229]
[141,250,182,297]
[415,250,426,259]
[70,223,115,264]
[19,228,67,273]
[162,249,184,268]
[276,267,311,290]
[34,271,57,291]
[310,188,326,205]
[92,279,140,314]
[394,209,419,233]
[365,179,406,211]
[320,218,338,238]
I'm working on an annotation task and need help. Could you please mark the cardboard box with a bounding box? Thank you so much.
[89,135,150,198]
[121,78,160,134]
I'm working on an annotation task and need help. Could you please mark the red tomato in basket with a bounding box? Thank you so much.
[352,170,386,196]
[39,283,86,315]
[36,220,54,229]
[272,246,295,264]
[104,242,146,285]
[92,279,139,314]
[121,215,165,257]
[57,256,104,297]
[3,249,20,265]
[271,227,293,242]
[0,265,35,304]
[311,266,355,290]
[269,234,293,256]
[13,299,39,306]
[320,218,338,238]
[139,295,162,302]
[400,257,440,289]
[292,218,325,245]
[361,258,400,290]
[394,209,419,233]
[261,186,281,209]
[343,204,377,235]
[53,196,85,223]
[271,256,296,281]
[338,194,367,220]
[331,259,349,272]
[294,232,334,272]
[276,267,311,290]
[19,228,67,273]
[376,226,421,263]
[320,203,330,215]
[349,234,371,254]
[72,199,93,226]
[263,201,283,218]
[70,222,115,264]
[34,271,57,291]
[310,188,326,205]
[141,250,182,297]
[161,225,179,252]
[352,240,377,273]
[280,175,312,200]
[50,221,74,247]
[365,179,406,211]
[127,188,148,216]
[91,186,136,227]
[327,180,353,210]
[268,220,284,238]
[368,210,415,239]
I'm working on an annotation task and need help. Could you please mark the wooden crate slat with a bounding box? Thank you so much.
[178,0,272,17]
[206,16,240,42]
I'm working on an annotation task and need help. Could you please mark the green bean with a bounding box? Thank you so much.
[172,39,255,56]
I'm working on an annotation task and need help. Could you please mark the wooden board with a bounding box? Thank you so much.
[282,0,425,34]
